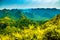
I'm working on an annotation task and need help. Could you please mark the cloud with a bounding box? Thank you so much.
[31,0,59,4]
[28,0,59,7]
[0,0,60,9]
[42,0,58,3]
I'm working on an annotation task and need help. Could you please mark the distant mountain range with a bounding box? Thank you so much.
[0,8,60,21]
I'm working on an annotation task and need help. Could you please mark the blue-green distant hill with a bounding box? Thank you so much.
[0,8,60,21]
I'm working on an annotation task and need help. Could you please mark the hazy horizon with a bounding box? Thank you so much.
[0,7,60,10]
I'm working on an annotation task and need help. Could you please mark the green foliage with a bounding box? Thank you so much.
[43,29,60,40]
[0,14,60,40]
[16,13,40,29]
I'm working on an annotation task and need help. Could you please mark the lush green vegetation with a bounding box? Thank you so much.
[0,12,60,40]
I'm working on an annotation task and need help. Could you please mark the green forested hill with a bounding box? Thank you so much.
[0,13,60,40]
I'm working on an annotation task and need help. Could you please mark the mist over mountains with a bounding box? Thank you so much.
[0,8,60,21]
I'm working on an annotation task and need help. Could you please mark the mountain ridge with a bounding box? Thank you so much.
[0,8,60,21]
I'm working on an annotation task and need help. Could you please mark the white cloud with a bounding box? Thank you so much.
[31,0,59,4]
[42,0,58,3]
[32,0,42,2]
[27,0,60,9]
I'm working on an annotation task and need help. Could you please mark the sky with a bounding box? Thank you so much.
[0,0,60,9]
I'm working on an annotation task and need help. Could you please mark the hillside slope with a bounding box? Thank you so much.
[42,14,60,29]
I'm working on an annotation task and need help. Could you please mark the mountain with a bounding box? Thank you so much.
[0,8,60,21]
[21,8,60,21]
